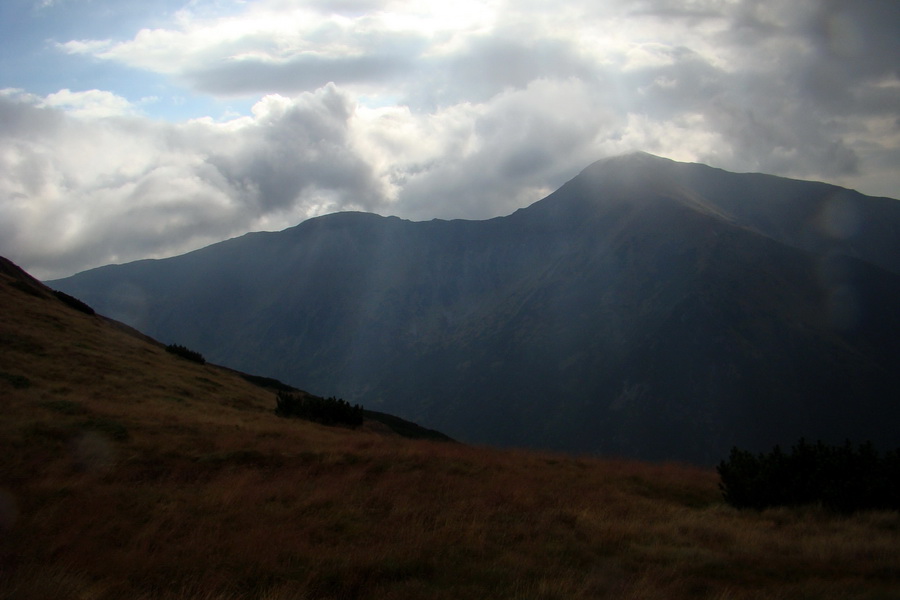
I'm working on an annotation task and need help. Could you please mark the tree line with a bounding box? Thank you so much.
[718,438,900,513]
[275,391,363,428]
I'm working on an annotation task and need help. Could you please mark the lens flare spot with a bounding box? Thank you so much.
[0,489,18,530]
[73,431,116,472]
[825,12,865,58]
[818,196,860,240]
[827,284,860,331]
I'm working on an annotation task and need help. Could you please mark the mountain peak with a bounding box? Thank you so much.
[574,152,682,186]
[527,151,684,213]
[611,150,666,160]
[590,151,674,168]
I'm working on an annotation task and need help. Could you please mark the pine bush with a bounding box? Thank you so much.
[718,439,900,513]
[275,391,363,428]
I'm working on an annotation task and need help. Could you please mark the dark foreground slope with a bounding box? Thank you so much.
[0,255,446,440]
[50,154,900,463]
[5,256,900,600]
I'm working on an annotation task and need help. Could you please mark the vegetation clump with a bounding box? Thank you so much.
[1,371,31,389]
[165,343,206,364]
[41,399,88,415]
[52,290,95,315]
[80,417,130,441]
[275,391,363,428]
[718,438,900,513]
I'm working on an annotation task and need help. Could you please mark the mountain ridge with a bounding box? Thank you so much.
[49,153,900,463]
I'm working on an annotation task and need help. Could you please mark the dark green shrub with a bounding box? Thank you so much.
[165,343,206,364]
[718,439,900,513]
[81,418,130,441]
[52,290,95,315]
[0,371,31,389]
[195,449,278,467]
[41,400,88,415]
[275,392,363,428]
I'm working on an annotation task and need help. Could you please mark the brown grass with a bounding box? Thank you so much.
[2,268,899,599]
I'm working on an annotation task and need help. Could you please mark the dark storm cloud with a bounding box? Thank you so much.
[390,79,620,221]
[613,43,863,177]
[205,85,383,212]
[805,1,900,78]
[597,0,897,179]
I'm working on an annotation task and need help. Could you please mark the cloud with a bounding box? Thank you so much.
[370,78,627,220]
[185,44,422,96]
[58,3,430,86]
[3,0,899,279]
[0,85,385,279]
[40,89,141,118]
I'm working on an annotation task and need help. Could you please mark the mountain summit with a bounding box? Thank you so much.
[50,154,900,463]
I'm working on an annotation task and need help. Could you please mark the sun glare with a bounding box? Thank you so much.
[377,0,498,41]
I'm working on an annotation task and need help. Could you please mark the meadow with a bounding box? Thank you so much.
[1,261,899,599]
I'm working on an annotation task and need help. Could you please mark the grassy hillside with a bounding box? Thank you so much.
[2,257,899,599]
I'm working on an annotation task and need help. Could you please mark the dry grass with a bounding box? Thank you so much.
[2,267,899,599]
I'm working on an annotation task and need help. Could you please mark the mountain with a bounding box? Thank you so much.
[49,153,900,463]
[9,255,900,599]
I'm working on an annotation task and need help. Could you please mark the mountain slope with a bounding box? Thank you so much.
[49,153,900,463]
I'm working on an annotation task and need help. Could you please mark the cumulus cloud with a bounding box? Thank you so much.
[40,89,142,118]
[0,85,386,278]
[3,0,899,279]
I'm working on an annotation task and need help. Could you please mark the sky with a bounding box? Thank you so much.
[1,0,898,280]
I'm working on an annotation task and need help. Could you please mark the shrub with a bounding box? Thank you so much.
[41,400,88,415]
[717,439,900,513]
[0,371,31,389]
[80,418,130,441]
[165,344,206,364]
[275,391,363,428]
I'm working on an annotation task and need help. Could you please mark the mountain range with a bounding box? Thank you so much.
[50,152,900,463]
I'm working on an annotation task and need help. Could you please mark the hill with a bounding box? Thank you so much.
[49,153,900,463]
[4,258,900,598]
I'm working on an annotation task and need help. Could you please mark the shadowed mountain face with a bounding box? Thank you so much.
[50,153,900,463]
